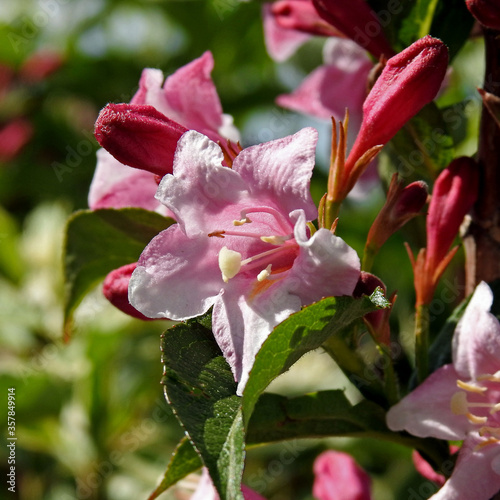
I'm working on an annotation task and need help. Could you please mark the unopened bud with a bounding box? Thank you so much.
[94,103,188,177]
[426,156,479,272]
[345,36,449,178]
[271,0,340,37]
[466,0,500,30]
[312,0,394,59]
[103,263,155,321]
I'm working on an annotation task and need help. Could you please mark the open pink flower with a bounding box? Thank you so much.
[387,281,500,500]
[313,450,372,500]
[129,128,360,393]
[88,51,239,211]
[277,37,372,144]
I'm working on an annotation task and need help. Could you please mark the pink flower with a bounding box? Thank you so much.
[191,468,266,500]
[313,450,372,500]
[0,119,33,163]
[312,0,394,59]
[387,281,500,500]
[276,38,373,143]
[129,128,360,393]
[88,51,239,211]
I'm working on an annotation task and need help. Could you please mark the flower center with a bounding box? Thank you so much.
[450,373,500,448]
[208,206,298,284]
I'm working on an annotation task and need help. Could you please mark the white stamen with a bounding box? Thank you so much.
[257,264,272,282]
[219,246,242,283]
[457,379,487,394]
[233,216,252,226]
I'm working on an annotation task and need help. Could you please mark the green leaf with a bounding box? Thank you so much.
[242,293,388,424]
[398,0,439,47]
[147,437,202,500]
[247,391,390,444]
[160,318,244,500]
[63,208,173,337]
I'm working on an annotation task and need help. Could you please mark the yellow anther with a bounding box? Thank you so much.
[457,379,487,394]
[233,217,252,226]
[474,437,500,451]
[218,247,242,283]
[260,235,288,245]
[257,264,272,282]
[450,392,469,415]
[466,413,488,425]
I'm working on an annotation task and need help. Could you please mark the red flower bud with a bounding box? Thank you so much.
[271,0,340,37]
[312,0,394,59]
[0,119,33,162]
[103,263,155,321]
[466,0,500,30]
[19,50,64,83]
[366,175,428,256]
[94,103,188,177]
[345,36,448,183]
[426,156,479,272]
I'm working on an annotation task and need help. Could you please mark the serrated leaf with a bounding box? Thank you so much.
[246,391,390,444]
[160,319,244,500]
[147,437,202,500]
[63,208,173,337]
[242,293,388,424]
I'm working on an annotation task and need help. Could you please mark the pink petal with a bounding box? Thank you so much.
[156,131,247,237]
[429,435,500,500]
[214,275,302,395]
[313,450,372,500]
[452,281,500,380]
[233,128,318,221]
[386,364,472,440]
[412,450,447,487]
[129,225,222,320]
[262,3,311,62]
[277,38,371,139]
[286,210,360,304]
[88,149,161,211]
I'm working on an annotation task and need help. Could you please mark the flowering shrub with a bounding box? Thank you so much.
[59,1,500,499]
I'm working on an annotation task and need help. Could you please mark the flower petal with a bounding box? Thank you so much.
[453,281,500,380]
[88,149,161,211]
[429,434,500,500]
[386,364,472,440]
[129,225,222,320]
[213,275,301,395]
[233,128,318,220]
[156,131,248,236]
[262,3,311,62]
[286,210,360,303]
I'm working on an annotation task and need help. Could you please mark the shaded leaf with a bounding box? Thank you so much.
[242,292,389,425]
[63,208,173,337]
[160,318,244,500]
[147,437,202,500]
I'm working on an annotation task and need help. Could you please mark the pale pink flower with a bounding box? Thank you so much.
[387,281,500,500]
[88,51,239,211]
[313,450,372,500]
[262,2,313,62]
[129,129,360,393]
[276,37,373,143]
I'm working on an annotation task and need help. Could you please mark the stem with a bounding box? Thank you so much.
[415,304,430,383]
[464,28,500,293]
[324,200,341,229]
[362,242,377,273]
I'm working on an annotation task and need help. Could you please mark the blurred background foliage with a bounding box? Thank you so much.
[0,1,485,499]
